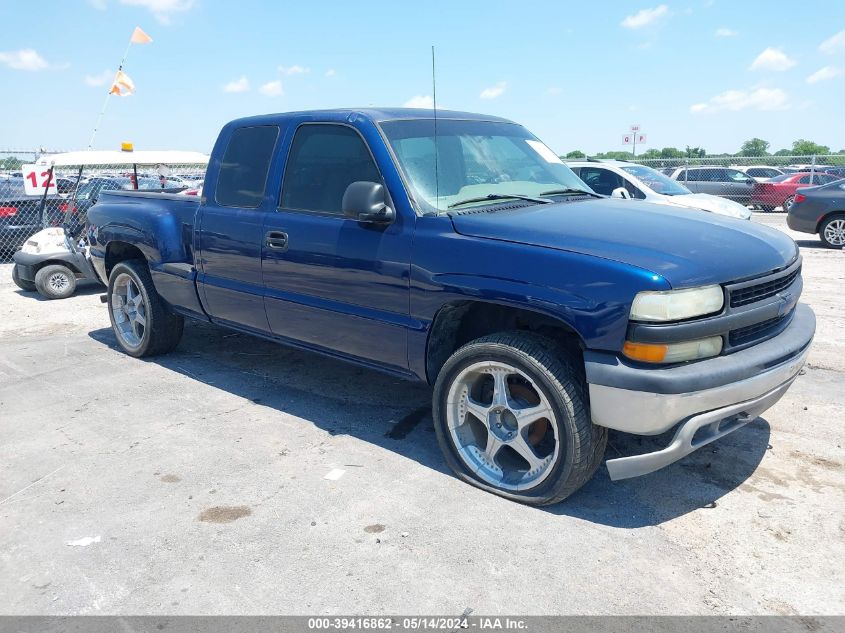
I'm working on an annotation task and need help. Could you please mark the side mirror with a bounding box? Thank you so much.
[746,178,755,185]
[342,181,395,224]
[611,187,631,199]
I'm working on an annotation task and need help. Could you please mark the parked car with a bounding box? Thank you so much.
[732,166,784,182]
[751,172,840,212]
[0,175,63,254]
[819,166,845,179]
[74,176,164,216]
[86,108,814,505]
[568,160,750,219]
[666,166,756,204]
[786,179,845,248]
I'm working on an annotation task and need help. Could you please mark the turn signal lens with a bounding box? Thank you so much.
[623,336,723,364]
[794,194,806,204]
[622,341,668,363]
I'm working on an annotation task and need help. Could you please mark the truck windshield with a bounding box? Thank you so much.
[619,164,691,196]
[380,119,592,213]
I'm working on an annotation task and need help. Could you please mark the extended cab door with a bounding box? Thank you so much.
[261,121,414,373]
[196,124,281,332]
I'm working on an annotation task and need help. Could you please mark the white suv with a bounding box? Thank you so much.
[568,160,751,220]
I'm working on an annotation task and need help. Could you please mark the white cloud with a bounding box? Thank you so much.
[0,49,51,71]
[621,5,668,29]
[88,0,108,9]
[749,47,796,72]
[222,76,250,93]
[403,95,434,108]
[479,81,507,99]
[715,27,738,37]
[806,66,843,84]
[119,0,195,24]
[547,86,562,95]
[278,65,310,76]
[690,87,789,114]
[84,69,113,86]
[259,80,283,97]
[819,30,845,55]
[324,69,336,77]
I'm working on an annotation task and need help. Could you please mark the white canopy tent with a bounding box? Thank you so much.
[35,150,209,167]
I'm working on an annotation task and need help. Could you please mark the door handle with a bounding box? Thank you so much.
[265,230,288,251]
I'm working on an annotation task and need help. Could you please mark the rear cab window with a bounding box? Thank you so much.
[215,125,280,208]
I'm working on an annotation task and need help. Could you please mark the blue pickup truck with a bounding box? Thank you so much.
[85,108,815,505]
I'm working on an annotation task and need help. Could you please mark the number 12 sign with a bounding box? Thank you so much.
[22,164,57,196]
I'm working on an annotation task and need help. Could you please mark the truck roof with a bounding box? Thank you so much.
[226,107,514,128]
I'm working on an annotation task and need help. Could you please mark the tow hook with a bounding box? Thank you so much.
[100,294,108,304]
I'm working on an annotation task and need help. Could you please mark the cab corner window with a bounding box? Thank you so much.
[215,125,280,209]
[280,124,381,215]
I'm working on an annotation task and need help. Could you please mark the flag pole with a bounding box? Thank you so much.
[86,36,134,151]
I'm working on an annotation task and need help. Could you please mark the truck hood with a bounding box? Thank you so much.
[449,199,797,288]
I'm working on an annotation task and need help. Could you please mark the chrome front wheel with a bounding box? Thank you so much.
[433,332,606,505]
[446,360,560,491]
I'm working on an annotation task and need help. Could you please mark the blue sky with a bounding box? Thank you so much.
[1,0,844,156]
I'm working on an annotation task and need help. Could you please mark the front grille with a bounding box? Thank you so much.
[729,314,790,347]
[730,265,801,308]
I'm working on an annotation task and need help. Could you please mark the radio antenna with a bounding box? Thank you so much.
[431,45,440,210]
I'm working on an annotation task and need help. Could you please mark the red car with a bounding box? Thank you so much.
[752,172,840,212]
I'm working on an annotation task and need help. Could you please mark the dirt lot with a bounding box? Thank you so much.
[0,214,843,615]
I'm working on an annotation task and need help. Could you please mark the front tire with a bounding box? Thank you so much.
[12,264,36,292]
[759,205,775,213]
[107,259,184,357]
[819,214,845,249]
[432,332,606,506]
[34,264,77,299]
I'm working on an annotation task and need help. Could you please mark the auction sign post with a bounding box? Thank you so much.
[21,163,57,227]
[623,124,647,156]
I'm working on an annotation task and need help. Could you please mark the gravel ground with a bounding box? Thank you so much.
[0,214,842,615]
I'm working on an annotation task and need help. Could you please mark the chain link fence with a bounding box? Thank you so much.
[575,154,845,212]
[1,153,206,259]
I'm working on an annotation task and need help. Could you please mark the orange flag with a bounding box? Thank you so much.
[110,70,136,96]
[130,27,153,44]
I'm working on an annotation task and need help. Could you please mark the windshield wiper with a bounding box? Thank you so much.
[539,188,603,198]
[447,193,552,209]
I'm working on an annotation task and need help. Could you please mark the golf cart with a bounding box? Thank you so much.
[11,149,208,299]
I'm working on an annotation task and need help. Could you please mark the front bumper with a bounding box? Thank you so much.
[585,303,815,479]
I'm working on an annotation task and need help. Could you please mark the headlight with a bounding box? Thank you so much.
[630,285,724,322]
[623,336,723,364]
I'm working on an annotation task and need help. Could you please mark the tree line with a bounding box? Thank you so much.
[565,139,845,161]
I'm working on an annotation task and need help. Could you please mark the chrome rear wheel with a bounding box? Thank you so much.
[111,272,148,350]
[821,217,845,248]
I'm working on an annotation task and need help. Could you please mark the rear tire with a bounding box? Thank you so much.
[107,259,184,357]
[432,331,606,506]
[819,214,845,249]
[34,264,77,299]
[759,205,775,213]
[12,264,36,292]
[782,195,796,212]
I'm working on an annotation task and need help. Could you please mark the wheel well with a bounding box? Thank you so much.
[818,211,845,233]
[33,259,83,275]
[105,242,146,278]
[425,301,585,384]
